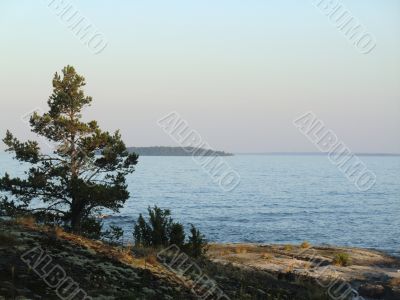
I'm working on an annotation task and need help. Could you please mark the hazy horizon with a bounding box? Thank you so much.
[1,1,399,154]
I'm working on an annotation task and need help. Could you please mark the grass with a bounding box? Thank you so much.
[144,254,158,266]
[284,262,295,273]
[16,216,36,228]
[234,246,248,254]
[300,241,311,249]
[219,249,232,256]
[131,246,157,259]
[284,245,293,251]
[332,253,351,266]
[53,226,65,238]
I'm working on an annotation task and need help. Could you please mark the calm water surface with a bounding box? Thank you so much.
[1,153,399,256]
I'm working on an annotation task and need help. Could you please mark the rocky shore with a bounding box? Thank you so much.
[0,220,399,300]
[207,244,400,300]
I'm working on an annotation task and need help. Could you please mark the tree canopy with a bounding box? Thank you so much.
[0,66,138,234]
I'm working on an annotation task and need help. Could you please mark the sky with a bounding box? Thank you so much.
[0,0,399,154]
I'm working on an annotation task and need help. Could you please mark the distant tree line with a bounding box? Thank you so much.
[127,146,233,156]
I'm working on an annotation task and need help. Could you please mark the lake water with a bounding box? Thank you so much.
[1,153,399,256]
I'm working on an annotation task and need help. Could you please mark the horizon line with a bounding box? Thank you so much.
[2,148,400,157]
[234,151,400,156]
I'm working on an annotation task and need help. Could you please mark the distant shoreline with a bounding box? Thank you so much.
[2,149,399,157]
[127,146,233,156]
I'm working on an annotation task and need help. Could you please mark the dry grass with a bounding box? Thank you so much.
[32,224,141,268]
[121,243,133,255]
[284,245,294,252]
[220,249,232,256]
[16,216,36,228]
[390,277,400,287]
[302,261,312,269]
[284,262,294,273]
[53,226,65,238]
[234,246,248,254]
[300,241,311,249]
[144,254,158,266]
[132,246,157,258]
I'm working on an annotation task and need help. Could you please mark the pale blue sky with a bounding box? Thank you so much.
[1,1,399,153]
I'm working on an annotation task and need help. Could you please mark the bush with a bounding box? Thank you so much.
[148,206,172,247]
[169,222,185,248]
[300,241,311,249]
[103,225,124,245]
[186,224,208,258]
[133,214,152,247]
[80,217,103,239]
[133,206,172,247]
[133,206,207,258]
[332,253,351,266]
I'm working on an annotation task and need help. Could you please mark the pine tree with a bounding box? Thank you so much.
[169,222,185,248]
[133,214,152,246]
[187,224,207,258]
[148,206,172,247]
[0,66,138,234]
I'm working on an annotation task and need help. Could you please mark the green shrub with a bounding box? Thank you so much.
[186,224,207,258]
[133,214,152,247]
[133,206,172,247]
[132,206,207,258]
[332,253,351,266]
[148,206,172,247]
[81,217,103,239]
[169,222,185,248]
[103,225,124,245]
